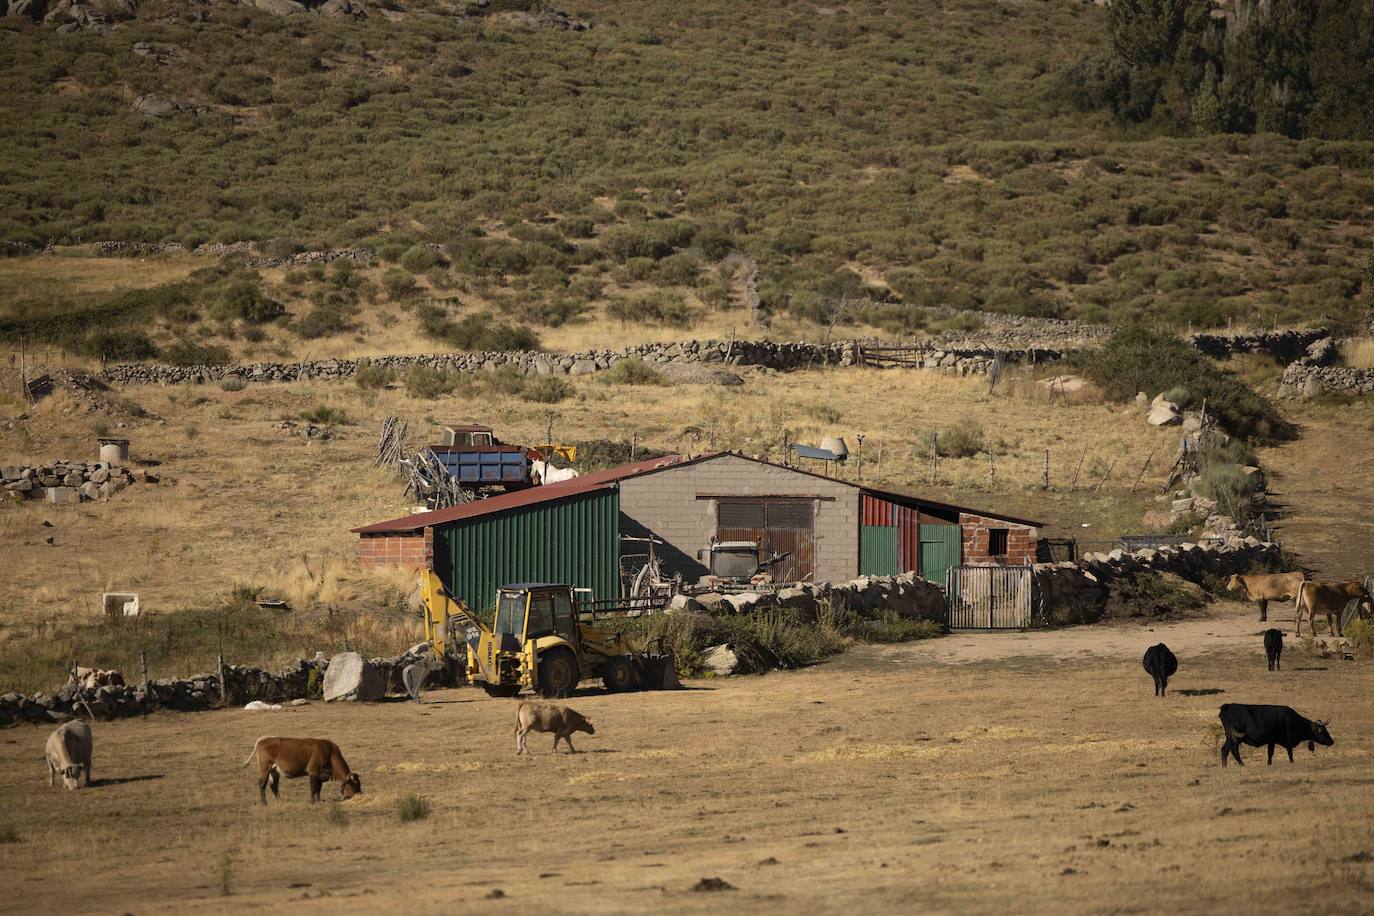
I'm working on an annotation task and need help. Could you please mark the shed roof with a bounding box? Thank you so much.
[354,451,1043,534]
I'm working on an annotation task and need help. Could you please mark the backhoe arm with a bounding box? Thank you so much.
[420,570,494,679]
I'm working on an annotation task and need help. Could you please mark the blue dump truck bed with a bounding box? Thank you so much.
[421,446,531,488]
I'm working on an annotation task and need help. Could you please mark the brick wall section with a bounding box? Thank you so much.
[960,513,1037,566]
[358,527,433,571]
[619,455,859,583]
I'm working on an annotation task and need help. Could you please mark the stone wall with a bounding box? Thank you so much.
[101,338,1065,387]
[1188,328,1330,362]
[1032,537,1281,623]
[1278,362,1374,399]
[2,461,153,503]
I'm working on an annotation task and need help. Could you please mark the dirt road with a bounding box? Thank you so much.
[3,604,1372,915]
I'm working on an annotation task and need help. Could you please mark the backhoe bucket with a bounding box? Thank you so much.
[643,653,682,690]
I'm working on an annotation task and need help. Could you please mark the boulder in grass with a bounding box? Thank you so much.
[701,644,738,677]
[322,652,385,702]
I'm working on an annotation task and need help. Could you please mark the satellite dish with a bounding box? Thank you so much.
[819,436,849,461]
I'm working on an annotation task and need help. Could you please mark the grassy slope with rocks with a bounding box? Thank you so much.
[1,0,1373,348]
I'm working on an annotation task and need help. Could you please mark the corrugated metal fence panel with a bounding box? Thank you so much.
[945,565,1034,629]
[919,523,961,584]
[435,488,620,611]
[860,525,899,576]
[862,495,922,575]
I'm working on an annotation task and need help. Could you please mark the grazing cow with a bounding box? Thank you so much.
[1142,643,1178,697]
[1224,572,1306,623]
[241,737,362,805]
[1263,628,1284,671]
[1294,579,1373,637]
[1218,703,1333,766]
[69,667,125,691]
[45,721,93,790]
[514,702,595,755]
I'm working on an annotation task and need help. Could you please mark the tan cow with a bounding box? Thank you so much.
[241,736,362,805]
[46,721,93,790]
[1294,580,1373,637]
[514,702,595,755]
[1225,572,1306,623]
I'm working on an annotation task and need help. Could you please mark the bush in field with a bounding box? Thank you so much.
[935,418,985,458]
[382,269,418,300]
[416,305,539,352]
[398,794,431,822]
[404,365,459,399]
[165,341,232,366]
[1079,328,1295,443]
[606,291,700,327]
[399,245,441,273]
[212,280,284,324]
[300,405,352,425]
[81,329,159,361]
[1193,463,1259,514]
[219,376,247,392]
[293,304,353,339]
[601,357,665,385]
[519,375,572,404]
[354,359,395,390]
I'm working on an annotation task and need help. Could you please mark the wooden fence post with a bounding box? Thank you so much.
[1068,450,1086,492]
[1129,450,1156,494]
[1042,450,1050,490]
[140,650,151,712]
[1094,455,1120,493]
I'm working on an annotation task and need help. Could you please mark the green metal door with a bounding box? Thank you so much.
[860,525,899,576]
[919,523,961,584]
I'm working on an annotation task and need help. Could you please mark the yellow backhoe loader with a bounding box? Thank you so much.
[419,570,679,698]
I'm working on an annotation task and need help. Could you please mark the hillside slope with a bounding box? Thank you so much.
[2,0,1373,337]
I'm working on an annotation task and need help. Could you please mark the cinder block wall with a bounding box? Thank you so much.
[358,528,432,571]
[959,513,1037,565]
[619,455,859,583]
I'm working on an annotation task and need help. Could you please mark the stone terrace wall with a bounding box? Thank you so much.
[1188,328,1330,362]
[1278,363,1374,398]
[102,339,1068,387]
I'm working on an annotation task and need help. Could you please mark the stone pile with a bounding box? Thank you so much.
[1278,362,1374,399]
[680,572,947,624]
[92,239,376,269]
[1,461,152,503]
[101,338,1065,388]
[1032,537,1282,625]
[0,646,439,727]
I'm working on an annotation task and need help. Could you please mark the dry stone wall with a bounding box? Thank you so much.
[102,339,1068,387]
[2,461,151,503]
[1188,328,1330,362]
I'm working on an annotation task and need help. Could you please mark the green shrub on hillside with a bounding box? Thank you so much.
[354,359,396,390]
[382,269,417,300]
[606,291,700,327]
[416,306,540,352]
[81,330,159,361]
[165,341,232,366]
[1080,328,1295,443]
[404,365,459,399]
[519,375,572,404]
[601,358,665,385]
[212,281,284,324]
[399,245,441,273]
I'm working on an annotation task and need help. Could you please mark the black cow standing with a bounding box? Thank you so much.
[1219,703,1334,766]
[1142,643,1178,697]
[1263,628,1284,671]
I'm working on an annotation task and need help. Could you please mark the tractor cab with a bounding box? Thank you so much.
[494,584,580,648]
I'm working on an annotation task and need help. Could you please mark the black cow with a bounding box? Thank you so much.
[1142,643,1178,697]
[1218,703,1333,767]
[1263,628,1284,671]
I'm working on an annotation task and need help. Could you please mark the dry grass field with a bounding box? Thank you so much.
[3,601,1372,915]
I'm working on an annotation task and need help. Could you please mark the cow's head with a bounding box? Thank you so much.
[340,773,362,799]
[578,717,595,736]
[1224,575,1243,594]
[1309,720,1334,751]
[60,765,82,790]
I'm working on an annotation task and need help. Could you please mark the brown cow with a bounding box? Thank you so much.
[514,702,595,755]
[1225,572,1306,623]
[1294,580,1374,637]
[241,736,362,805]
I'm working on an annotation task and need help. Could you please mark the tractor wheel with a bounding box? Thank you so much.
[601,655,640,693]
[482,683,521,699]
[538,649,579,699]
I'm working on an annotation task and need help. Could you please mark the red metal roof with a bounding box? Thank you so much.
[353,451,1043,534]
[352,454,695,534]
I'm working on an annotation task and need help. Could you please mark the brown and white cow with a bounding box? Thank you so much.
[1225,572,1306,623]
[241,736,362,805]
[1294,580,1373,637]
[45,721,93,790]
[514,702,595,755]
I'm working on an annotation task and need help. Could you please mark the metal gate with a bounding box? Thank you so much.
[945,565,1034,629]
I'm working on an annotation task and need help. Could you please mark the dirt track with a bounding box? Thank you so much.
[3,602,1373,915]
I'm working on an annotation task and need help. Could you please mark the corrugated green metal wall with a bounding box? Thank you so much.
[860,525,899,576]
[919,523,962,585]
[433,488,620,611]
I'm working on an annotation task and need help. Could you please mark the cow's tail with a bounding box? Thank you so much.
[240,736,266,769]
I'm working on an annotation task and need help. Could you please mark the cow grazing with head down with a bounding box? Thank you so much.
[514,702,595,755]
[45,721,93,790]
[241,737,362,805]
[1294,579,1372,637]
[1263,628,1284,671]
[1225,572,1306,623]
[1142,643,1178,697]
[1219,704,1332,766]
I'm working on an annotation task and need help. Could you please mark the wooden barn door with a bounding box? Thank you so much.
[716,498,815,583]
